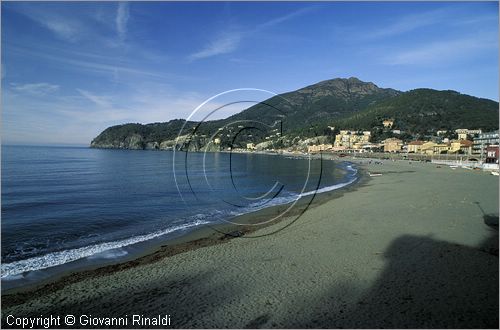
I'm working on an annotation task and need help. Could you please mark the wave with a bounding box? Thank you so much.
[1,219,210,279]
[300,163,358,197]
[2,162,358,279]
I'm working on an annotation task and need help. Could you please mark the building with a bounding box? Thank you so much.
[449,140,473,154]
[468,129,483,135]
[420,142,438,155]
[432,143,451,154]
[485,145,499,164]
[418,142,450,155]
[334,130,371,149]
[214,138,221,144]
[455,129,468,140]
[383,138,403,153]
[436,130,448,136]
[360,142,382,152]
[455,128,483,140]
[407,141,425,153]
[246,143,256,150]
[308,144,333,153]
[473,130,499,156]
[382,119,394,128]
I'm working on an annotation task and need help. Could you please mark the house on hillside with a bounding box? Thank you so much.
[382,119,394,128]
[455,128,483,140]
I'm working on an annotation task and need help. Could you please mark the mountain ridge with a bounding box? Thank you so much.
[90,77,499,150]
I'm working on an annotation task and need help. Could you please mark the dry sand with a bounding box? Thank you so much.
[2,160,498,328]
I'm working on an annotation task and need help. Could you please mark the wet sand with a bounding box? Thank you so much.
[2,159,498,328]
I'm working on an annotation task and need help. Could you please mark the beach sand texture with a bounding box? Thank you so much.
[2,160,498,328]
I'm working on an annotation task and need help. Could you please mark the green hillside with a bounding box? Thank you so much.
[335,89,499,133]
[90,78,499,150]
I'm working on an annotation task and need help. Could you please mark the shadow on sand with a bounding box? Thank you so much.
[286,224,498,328]
[3,218,498,328]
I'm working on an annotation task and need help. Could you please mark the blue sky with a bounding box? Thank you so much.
[1,1,498,145]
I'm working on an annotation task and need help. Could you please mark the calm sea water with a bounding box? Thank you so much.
[1,145,357,280]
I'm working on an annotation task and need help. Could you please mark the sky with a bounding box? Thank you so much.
[1,1,498,145]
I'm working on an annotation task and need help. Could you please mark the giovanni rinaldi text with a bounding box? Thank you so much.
[5,314,172,328]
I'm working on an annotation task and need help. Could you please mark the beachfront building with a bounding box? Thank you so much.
[473,130,499,156]
[360,142,382,152]
[449,140,473,154]
[383,138,403,153]
[485,145,499,164]
[382,119,394,128]
[407,141,426,153]
[433,143,452,154]
[334,130,371,149]
[420,142,438,155]
[308,144,333,153]
[418,141,471,155]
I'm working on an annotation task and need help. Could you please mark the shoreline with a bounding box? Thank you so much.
[2,158,497,328]
[2,157,366,301]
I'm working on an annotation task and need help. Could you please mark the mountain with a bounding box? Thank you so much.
[226,77,401,132]
[90,77,498,150]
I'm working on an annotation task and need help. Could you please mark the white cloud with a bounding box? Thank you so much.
[10,5,84,42]
[10,82,60,95]
[9,3,131,45]
[188,32,242,61]
[383,34,497,66]
[9,44,168,80]
[3,81,266,145]
[116,2,129,41]
[77,89,112,107]
[368,7,498,39]
[369,9,447,39]
[188,6,315,61]
[42,19,81,42]
[253,6,315,32]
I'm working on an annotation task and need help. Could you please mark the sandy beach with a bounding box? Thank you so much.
[2,159,498,328]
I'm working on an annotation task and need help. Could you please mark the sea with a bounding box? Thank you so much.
[1,145,357,287]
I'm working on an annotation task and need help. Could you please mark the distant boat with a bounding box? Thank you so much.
[491,171,499,176]
[449,165,458,169]
[369,172,382,177]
